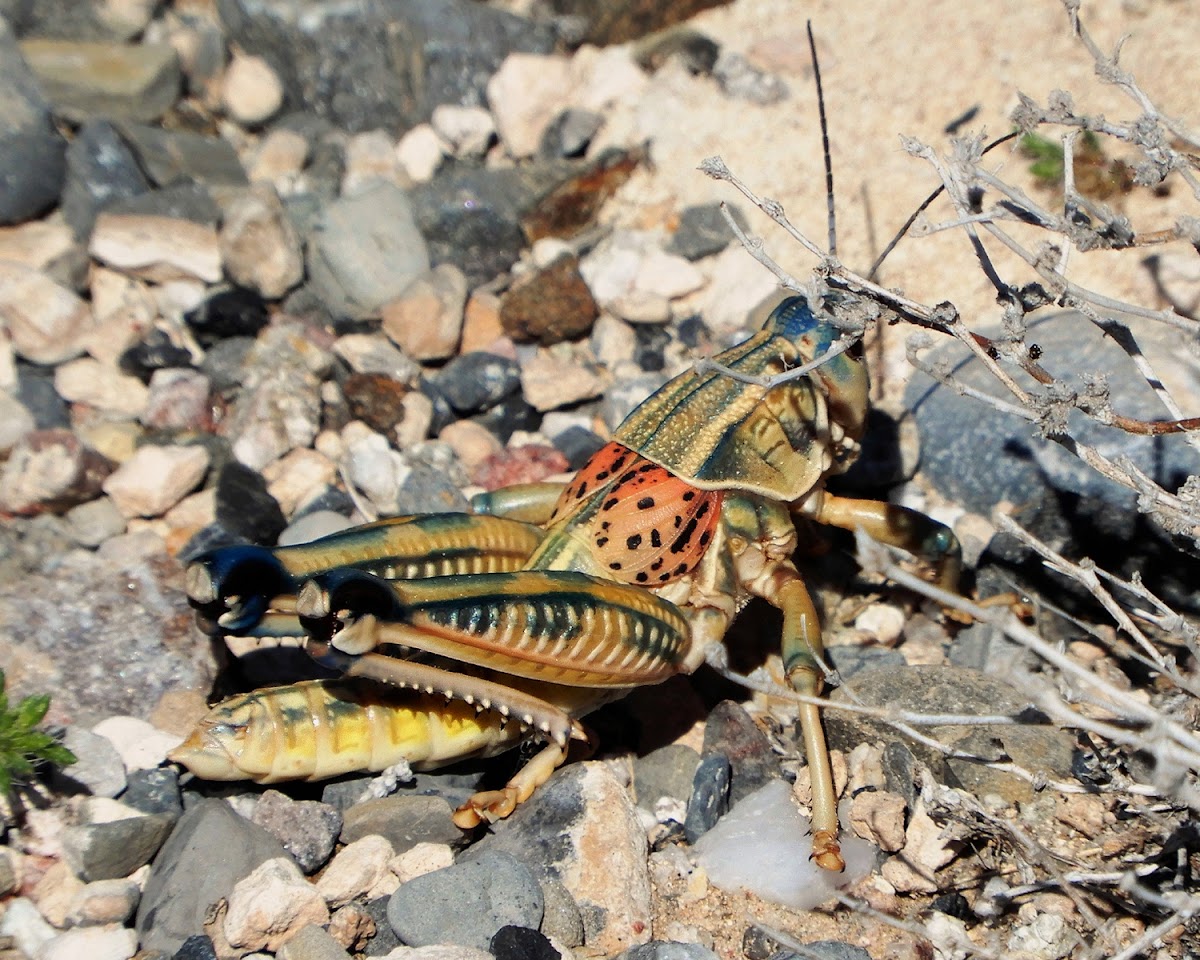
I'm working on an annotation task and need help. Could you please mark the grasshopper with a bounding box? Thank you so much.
[175,30,959,872]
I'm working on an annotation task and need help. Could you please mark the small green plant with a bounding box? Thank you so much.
[0,671,76,796]
[1019,130,1134,200]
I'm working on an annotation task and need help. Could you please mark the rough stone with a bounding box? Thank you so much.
[219,183,304,299]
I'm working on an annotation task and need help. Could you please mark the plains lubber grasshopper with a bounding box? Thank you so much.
[177,295,960,873]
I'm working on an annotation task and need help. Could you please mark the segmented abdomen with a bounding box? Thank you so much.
[168,679,525,783]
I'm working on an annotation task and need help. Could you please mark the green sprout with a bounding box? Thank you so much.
[0,671,76,797]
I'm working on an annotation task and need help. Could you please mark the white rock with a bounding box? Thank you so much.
[853,602,906,647]
[262,447,337,517]
[342,130,404,195]
[881,797,959,894]
[333,333,420,383]
[341,421,410,515]
[278,510,354,546]
[848,790,907,852]
[381,947,494,960]
[611,291,670,324]
[394,391,433,450]
[141,367,211,430]
[65,878,140,927]
[430,104,495,160]
[520,348,604,411]
[589,312,638,367]
[530,237,573,270]
[0,221,77,271]
[1006,913,1077,960]
[569,44,649,113]
[578,231,645,307]
[395,124,445,183]
[693,779,875,910]
[381,265,467,362]
[0,260,95,364]
[0,897,56,959]
[65,496,127,547]
[389,842,453,883]
[316,835,395,908]
[101,444,211,518]
[487,53,572,158]
[0,327,14,392]
[89,213,222,284]
[91,716,185,772]
[99,0,158,38]
[438,420,502,471]
[249,128,310,188]
[633,248,706,300]
[0,391,34,454]
[38,924,137,960]
[54,358,150,417]
[85,268,157,367]
[224,857,330,953]
[219,183,304,299]
[222,50,283,126]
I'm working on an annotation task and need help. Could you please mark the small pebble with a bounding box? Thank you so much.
[684,753,732,843]
[37,925,138,960]
[316,835,397,907]
[223,858,330,953]
[102,444,210,518]
[251,791,343,874]
[221,51,284,126]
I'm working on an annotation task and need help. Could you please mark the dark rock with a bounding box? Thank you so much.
[60,119,150,239]
[471,394,541,445]
[120,330,196,383]
[217,0,556,132]
[700,701,779,804]
[552,425,606,471]
[344,372,410,435]
[826,644,905,681]
[501,255,598,345]
[61,811,175,881]
[0,18,66,225]
[828,665,1076,803]
[394,461,472,514]
[362,896,402,956]
[123,768,183,819]
[106,181,222,225]
[340,795,462,853]
[172,935,218,960]
[633,322,670,372]
[418,378,458,435]
[634,27,720,74]
[215,462,287,545]
[15,361,69,428]
[618,943,719,960]
[666,203,748,261]
[632,743,699,810]
[387,850,544,950]
[683,753,731,843]
[17,0,127,41]
[545,0,733,45]
[137,799,291,955]
[491,925,560,960]
[434,352,522,413]
[947,620,1026,674]
[537,876,584,948]
[880,741,919,809]
[931,891,973,922]
[675,313,712,350]
[292,485,356,521]
[538,109,603,160]
[185,289,270,345]
[115,123,248,188]
[251,790,342,874]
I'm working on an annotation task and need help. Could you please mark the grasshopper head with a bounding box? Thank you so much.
[184,546,291,633]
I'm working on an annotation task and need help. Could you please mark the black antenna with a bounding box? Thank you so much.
[807,21,836,258]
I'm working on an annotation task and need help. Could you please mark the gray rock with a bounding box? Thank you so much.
[386,850,544,950]
[15,361,70,429]
[276,923,351,960]
[434,352,522,414]
[122,768,183,819]
[828,665,1077,803]
[340,795,462,853]
[106,182,221,225]
[61,812,175,881]
[52,727,126,798]
[307,182,430,320]
[905,310,1200,523]
[136,798,291,955]
[0,18,66,225]
[60,119,150,239]
[251,790,342,874]
[537,875,583,948]
[0,545,213,734]
[683,753,731,843]
[362,897,402,956]
[618,944,720,960]
[19,37,181,123]
[217,0,555,133]
[115,123,248,189]
[538,108,602,159]
[633,743,699,812]
[666,203,748,261]
[826,644,905,681]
